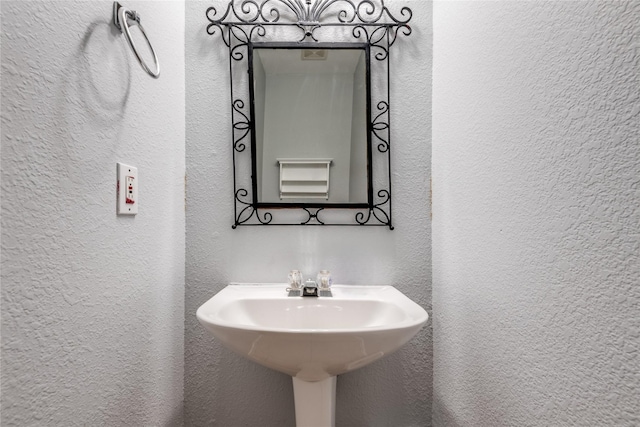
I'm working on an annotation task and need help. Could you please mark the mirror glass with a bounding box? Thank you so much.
[250,45,370,205]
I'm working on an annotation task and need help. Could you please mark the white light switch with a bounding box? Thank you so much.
[117,163,138,215]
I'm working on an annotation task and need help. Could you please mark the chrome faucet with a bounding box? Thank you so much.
[302,278,319,297]
[286,271,332,297]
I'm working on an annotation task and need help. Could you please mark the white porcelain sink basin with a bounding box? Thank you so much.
[197,284,428,427]
[197,284,427,380]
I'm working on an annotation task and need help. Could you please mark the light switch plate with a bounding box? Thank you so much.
[117,163,138,215]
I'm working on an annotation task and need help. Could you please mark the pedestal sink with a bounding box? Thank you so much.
[196,284,428,427]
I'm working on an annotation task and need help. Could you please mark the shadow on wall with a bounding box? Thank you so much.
[50,19,132,196]
[432,392,463,427]
[80,20,131,117]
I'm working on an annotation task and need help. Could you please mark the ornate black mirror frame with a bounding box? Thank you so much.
[205,0,412,229]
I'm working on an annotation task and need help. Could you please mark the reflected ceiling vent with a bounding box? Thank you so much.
[301,49,328,60]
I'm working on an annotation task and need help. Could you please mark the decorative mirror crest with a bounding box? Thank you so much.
[205,0,412,229]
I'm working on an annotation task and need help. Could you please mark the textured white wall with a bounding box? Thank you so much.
[1,1,185,425]
[186,1,432,425]
[432,1,640,426]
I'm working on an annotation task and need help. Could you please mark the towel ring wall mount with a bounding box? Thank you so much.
[113,2,160,79]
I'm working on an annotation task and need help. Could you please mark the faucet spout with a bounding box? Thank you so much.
[302,279,318,297]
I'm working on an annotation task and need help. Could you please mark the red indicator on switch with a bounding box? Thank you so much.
[125,176,135,204]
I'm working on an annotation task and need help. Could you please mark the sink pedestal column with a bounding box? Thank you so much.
[292,376,337,427]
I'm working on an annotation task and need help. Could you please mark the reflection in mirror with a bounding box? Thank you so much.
[250,45,370,205]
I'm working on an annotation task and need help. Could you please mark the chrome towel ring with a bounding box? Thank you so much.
[113,2,160,79]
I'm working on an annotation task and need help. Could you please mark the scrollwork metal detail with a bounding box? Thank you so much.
[206,0,411,43]
[206,0,411,26]
[372,101,389,153]
[208,0,412,229]
[231,99,251,152]
[355,190,392,228]
[232,189,273,228]
[301,208,325,225]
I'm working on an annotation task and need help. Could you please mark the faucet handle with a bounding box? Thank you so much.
[316,270,332,290]
[287,270,302,290]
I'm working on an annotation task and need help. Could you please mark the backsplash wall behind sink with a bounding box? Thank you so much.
[185,1,433,426]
